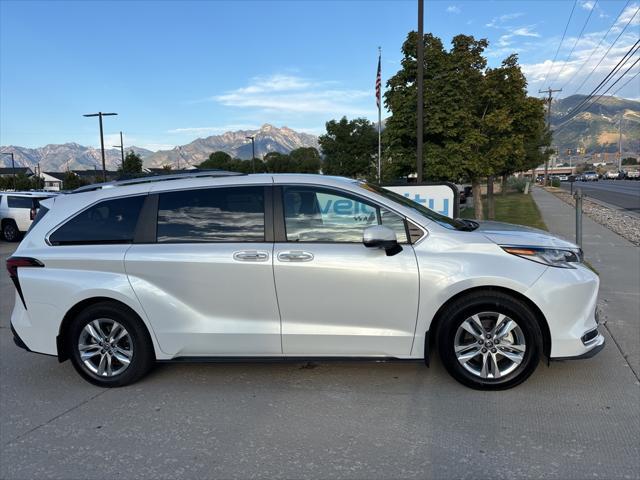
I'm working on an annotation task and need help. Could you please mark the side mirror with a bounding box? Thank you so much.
[363,225,403,256]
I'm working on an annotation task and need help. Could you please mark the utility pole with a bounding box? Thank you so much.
[246,136,256,173]
[1,152,16,189]
[416,0,424,183]
[539,87,562,186]
[618,113,623,170]
[83,112,118,182]
[113,131,125,172]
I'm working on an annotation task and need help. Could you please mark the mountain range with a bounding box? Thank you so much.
[550,95,639,155]
[1,95,637,172]
[0,124,319,172]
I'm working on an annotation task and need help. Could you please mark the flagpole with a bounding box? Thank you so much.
[377,46,382,183]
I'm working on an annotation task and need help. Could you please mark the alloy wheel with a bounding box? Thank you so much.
[454,311,526,379]
[78,319,133,377]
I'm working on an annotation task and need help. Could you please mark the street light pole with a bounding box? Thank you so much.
[83,112,118,182]
[113,131,125,171]
[416,0,424,183]
[246,136,255,173]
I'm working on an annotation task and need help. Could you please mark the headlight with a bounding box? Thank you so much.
[501,246,583,268]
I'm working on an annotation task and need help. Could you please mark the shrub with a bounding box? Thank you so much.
[506,177,528,193]
[551,177,561,187]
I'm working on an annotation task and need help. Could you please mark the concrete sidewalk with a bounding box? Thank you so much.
[532,187,640,380]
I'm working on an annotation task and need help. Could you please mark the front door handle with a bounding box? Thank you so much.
[233,250,269,262]
[277,251,314,262]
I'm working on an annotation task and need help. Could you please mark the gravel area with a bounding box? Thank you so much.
[544,187,640,246]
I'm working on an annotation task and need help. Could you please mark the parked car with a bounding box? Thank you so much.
[558,175,569,181]
[8,172,604,390]
[581,171,599,181]
[625,170,640,180]
[0,191,57,242]
[604,170,623,180]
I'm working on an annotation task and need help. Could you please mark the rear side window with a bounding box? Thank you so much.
[157,186,265,243]
[49,196,145,245]
[8,196,33,209]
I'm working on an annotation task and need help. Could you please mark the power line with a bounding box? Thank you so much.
[558,39,639,125]
[550,0,598,87]
[562,0,631,90]
[555,55,640,133]
[542,0,578,87]
[568,5,639,96]
[611,69,640,96]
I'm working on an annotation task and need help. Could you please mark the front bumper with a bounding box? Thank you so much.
[551,330,605,360]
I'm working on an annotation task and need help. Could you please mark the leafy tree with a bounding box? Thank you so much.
[62,171,88,190]
[264,152,292,173]
[622,157,637,165]
[384,32,549,219]
[199,151,234,170]
[289,147,321,173]
[319,117,377,179]
[119,151,143,175]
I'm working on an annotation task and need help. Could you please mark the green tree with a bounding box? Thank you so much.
[622,157,638,165]
[199,151,233,170]
[384,32,549,220]
[264,152,292,173]
[319,117,377,179]
[118,151,143,175]
[289,147,321,173]
[62,172,87,190]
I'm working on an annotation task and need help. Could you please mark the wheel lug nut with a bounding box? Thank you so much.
[491,348,497,353]
[481,348,487,353]
[478,340,484,345]
[485,334,491,339]
[495,339,500,344]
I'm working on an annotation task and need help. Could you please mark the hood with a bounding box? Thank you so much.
[476,221,578,249]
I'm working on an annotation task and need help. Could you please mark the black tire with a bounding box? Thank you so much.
[66,302,155,387]
[437,291,542,390]
[2,220,20,242]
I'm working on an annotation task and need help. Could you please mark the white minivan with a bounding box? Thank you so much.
[8,172,604,389]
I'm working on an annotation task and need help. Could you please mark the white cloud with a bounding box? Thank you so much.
[446,5,461,14]
[486,12,524,27]
[613,3,640,32]
[580,1,595,11]
[167,124,259,135]
[212,73,374,116]
[510,26,540,38]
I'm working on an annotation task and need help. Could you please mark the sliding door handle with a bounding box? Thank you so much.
[277,251,314,262]
[233,250,269,262]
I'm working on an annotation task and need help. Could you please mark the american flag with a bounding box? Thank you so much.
[375,54,381,109]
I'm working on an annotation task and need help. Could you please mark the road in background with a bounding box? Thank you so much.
[561,180,640,213]
[1,239,639,479]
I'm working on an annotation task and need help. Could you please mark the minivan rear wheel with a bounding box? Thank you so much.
[67,302,155,387]
[437,291,542,390]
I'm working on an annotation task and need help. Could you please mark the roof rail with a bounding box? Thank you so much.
[70,169,245,193]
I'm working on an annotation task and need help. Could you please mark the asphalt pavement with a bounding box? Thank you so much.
[560,180,640,213]
[1,239,639,480]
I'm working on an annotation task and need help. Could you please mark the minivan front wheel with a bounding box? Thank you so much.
[437,292,542,390]
[67,302,154,387]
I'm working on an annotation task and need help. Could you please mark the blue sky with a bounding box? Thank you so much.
[1,0,638,150]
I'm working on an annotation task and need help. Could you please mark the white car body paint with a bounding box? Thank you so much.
[10,174,603,364]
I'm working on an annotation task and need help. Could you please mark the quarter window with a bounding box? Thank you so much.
[8,196,34,209]
[50,196,145,245]
[157,186,265,243]
[282,186,407,243]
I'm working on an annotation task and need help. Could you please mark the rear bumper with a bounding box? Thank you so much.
[11,323,30,352]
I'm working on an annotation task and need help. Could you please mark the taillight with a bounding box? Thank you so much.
[6,257,44,309]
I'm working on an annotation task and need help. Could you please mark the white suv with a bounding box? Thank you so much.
[0,191,57,241]
[8,172,604,389]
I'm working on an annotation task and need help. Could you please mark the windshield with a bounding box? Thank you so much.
[357,182,474,231]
